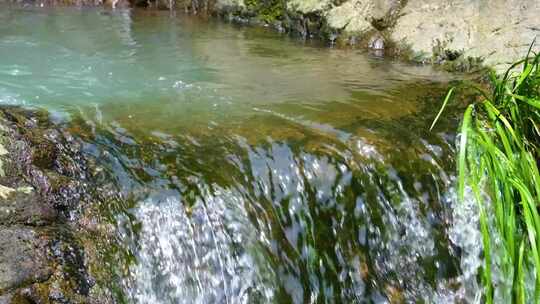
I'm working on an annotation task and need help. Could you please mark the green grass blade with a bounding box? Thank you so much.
[458,105,473,200]
[430,87,455,131]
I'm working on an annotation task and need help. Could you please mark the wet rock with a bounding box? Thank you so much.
[0,186,57,226]
[0,108,90,216]
[0,227,52,293]
[0,107,110,303]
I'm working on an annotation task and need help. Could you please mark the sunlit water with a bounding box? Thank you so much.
[0,4,483,303]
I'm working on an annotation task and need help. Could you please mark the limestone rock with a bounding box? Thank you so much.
[287,0,331,14]
[215,0,244,10]
[326,0,374,33]
[391,0,540,69]
[287,0,397,34]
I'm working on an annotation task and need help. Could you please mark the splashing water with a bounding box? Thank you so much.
[120,187,275,303]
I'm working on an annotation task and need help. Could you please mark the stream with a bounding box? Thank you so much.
[0,4,483,303]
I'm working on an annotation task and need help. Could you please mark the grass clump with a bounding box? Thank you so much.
[433,46,540,303]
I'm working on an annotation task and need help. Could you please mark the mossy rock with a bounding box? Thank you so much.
[0,106,115,303]
[244,0,285,22]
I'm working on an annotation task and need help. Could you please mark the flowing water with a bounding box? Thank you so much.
[0,4,483,303]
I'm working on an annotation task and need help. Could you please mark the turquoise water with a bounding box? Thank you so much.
[0,4,483,303]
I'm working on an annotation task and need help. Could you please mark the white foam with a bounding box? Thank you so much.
[443,186,483,303]
[120,186,275,304]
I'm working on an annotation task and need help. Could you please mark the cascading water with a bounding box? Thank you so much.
[121,187,274,303]
[0,4,486,303]
[79,118,484,303]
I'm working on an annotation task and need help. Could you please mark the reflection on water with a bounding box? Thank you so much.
[0,4,482,303]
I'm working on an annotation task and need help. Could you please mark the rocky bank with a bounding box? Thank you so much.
[0,107,112,304]
[133,0,538,71]
[7,0,540,70]
[213,0,540,70]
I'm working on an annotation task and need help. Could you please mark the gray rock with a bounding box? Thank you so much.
[390,0,540,70]
[0,226,52,293]
[0,107,109,303]
[0,186,57,226]
[371,0,396,21]
[0,293,13,304]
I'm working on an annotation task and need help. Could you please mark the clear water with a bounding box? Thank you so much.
[0,4,483,303]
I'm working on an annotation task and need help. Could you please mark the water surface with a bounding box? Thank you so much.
[0,5,482,303]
